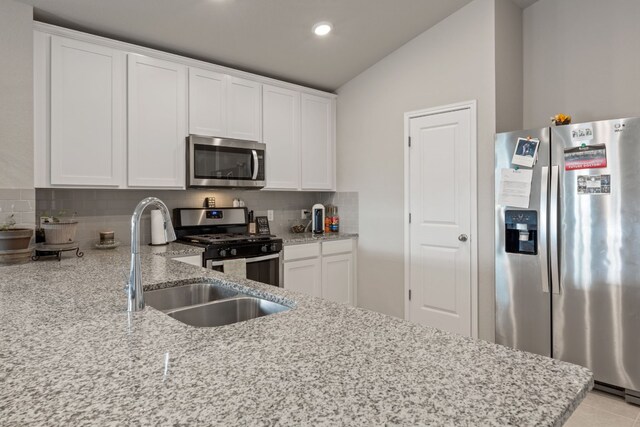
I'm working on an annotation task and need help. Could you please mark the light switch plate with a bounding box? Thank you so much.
[267,210,274,221]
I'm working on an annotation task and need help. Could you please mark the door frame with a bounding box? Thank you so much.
[403,100,479,339]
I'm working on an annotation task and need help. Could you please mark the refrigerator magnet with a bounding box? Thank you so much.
[570,126,594,142]
[512,137,540,168]
[577,174,611,195]
[564,143,607,170]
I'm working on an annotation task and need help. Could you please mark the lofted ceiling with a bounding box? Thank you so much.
[17,0,536,92]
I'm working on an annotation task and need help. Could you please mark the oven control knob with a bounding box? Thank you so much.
[219,249,227,257]
[270,244,278,252]
[261,245,268,253]
[230,249,237,256]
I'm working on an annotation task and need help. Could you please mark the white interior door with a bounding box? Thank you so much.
[408,108,472,336]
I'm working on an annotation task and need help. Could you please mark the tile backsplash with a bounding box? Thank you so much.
[36,189,358,248]
[0,188,36,228]
[323,191,359,234]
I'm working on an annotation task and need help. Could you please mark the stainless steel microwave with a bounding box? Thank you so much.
[187,135,266,188]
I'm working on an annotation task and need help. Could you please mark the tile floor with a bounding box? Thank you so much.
[566,390,640,426]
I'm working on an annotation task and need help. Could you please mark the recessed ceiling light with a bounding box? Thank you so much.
[312,22,332,37]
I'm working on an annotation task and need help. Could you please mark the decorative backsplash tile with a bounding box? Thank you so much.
[323,191,359,234]
[0,188,36,228]
[36,189,358,247]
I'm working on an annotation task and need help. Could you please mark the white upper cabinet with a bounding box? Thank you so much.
[34,26,335,190]
[188,67,226,137]
[128,54,187,188]
[188,71,262,142]
[301,93,335,190]
[262,84,300,190]
[50,36,126,187]
[226,76,262,141]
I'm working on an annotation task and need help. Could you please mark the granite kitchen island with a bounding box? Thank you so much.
[0,244,592,426]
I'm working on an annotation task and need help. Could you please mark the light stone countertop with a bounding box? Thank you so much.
[0,242,592,426]
[279,232,358,245]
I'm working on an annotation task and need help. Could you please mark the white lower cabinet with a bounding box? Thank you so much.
[283,257,322,297]
[322,253,354,304]
[282,239,356,305]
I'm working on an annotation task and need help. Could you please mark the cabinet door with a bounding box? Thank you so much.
[301,93,335,190]
[226,76,261,141]
[128,54,187,188]
[263,85,300,190]
[283,258,321,297]
[50,36,126,186]
[188,67,226,137]
[322,253,354,305]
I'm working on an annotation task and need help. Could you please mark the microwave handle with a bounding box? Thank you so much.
[251,150,259,180]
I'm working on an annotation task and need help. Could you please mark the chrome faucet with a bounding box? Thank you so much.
[127,197,176,312]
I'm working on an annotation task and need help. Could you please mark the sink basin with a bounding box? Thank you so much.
[165,297,289,327]
[145,282,239,312]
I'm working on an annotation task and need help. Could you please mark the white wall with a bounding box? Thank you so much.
[524,0,640,128]
[496,0,523,133]
[0,0,33,189]
[336,0,497,340]
[0,0,35,227]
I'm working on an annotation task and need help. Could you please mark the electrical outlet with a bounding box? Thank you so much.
[267,210,274,221]
[301,209,307,219]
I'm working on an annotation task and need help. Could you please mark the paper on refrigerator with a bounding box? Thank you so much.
[498,168,534,208]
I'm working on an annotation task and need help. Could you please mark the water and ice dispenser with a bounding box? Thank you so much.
[504,210,538,255]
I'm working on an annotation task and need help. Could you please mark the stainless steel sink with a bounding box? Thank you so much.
[145,282,290,327]
[145,283,240,312]
[165,297,289,328]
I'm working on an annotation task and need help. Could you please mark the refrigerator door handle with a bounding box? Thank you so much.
[540,166,550,293]
[549,165,561,294]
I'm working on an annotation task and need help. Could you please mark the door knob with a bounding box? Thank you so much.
[458,234,468,242]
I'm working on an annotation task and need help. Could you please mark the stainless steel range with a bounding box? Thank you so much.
[174,207,282,286]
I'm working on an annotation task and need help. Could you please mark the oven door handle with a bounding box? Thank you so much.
[251,150,259,180]
[207,253,280,268]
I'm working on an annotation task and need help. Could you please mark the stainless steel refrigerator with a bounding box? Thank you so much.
[495,117,640,404]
